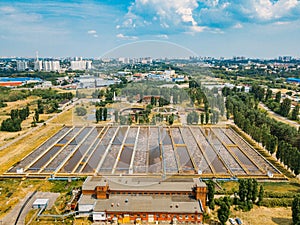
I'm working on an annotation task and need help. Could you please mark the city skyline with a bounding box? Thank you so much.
[1,0,300,58]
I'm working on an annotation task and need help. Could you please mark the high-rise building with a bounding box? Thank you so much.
[16,61,28,71]
[34,60,43,71]
[43,61,60,72]
[70,59,92,70]
[34,51,43,71]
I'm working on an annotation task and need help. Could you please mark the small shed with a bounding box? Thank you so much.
[32,199,49,209]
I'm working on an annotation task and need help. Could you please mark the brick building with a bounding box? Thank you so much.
[78,176,207,224]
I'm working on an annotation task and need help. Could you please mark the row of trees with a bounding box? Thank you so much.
[1,106,30,132]
[187,110,220,125]
[236,179,264,210]
[95,107,108,122]
[206,178,264,224]
[209,178,264,225]
[148,96,170,107]
[264,89,299,120]
[32,89,73,114]
[122,83,189,104]
[293,195,300,225]
[225,90,300,175]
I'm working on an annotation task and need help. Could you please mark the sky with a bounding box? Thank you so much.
[0,0,300,58]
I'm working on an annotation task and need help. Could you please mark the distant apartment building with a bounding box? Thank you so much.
[43,61,60,72]
[16,61,28,71]
[34,60,43,71]
[70,59,92,70]
[279,56,293,62]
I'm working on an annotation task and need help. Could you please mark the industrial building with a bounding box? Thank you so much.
[78,176,207,223]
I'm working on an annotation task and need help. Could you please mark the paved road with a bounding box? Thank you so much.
[259,103,299,129]
[1,192,59,225]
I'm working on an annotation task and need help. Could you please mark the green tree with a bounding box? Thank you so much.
[25,104,30,117]
[291,104,299,121]
[10,109,19,120]
[200,113,205,125]
[168,113,174,125]
[103,107,108,121]
[218,201,230,225]
[252,179,258,203]
[292,195,300,225]
[207,180,215,210]
[114,110,119,123]
[279,98,291,117]
[151,96,156,106]
[18,108,28,121]
[95,109,100,123]
[247,179,253,201]
[187,111,199,125]
[99,107,103,121]
[205,112,209,124]
[34,108,39,122]
[275,91,281,103]
[1,118,22,132]
[37,100,44,114]
[258,185,264,206]
[238,179,247,202]
[265,88,272,102]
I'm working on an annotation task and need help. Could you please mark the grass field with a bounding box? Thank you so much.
[232,206,292,225]
[0,179,84,220]
[218,180,300,195]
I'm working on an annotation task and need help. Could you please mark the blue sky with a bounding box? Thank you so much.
[0,0,300,58]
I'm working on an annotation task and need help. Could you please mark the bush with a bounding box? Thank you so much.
[264,191,296,198]
[261,198,293,207]
[75,107,87,116]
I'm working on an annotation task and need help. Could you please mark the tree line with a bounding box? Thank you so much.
[1,106,30,132]
[224,88,300,175]
[95,107,108,122]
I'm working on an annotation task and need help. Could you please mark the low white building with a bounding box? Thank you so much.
[32,199,49,209]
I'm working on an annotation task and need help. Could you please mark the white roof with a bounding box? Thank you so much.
[33,199,49,205]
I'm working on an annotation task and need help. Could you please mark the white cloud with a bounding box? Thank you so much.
[87,30,99,38]
[87,30,97,34]
[120,0,200,32]
[190,25,206,33]
[118,0,300,36]
[0,6,16,13]
[155,34,169,39]
[253,0,298,20]
[233,23,243,29]
[274,21,291,26]
[116,33,138,40]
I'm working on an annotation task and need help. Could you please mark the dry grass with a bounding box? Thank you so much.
[0,179,44,219]
[0,124,61,174]
[0,96,39,116]
[48,108,73,125]
[232,206,292,225]
[72,103,97,125]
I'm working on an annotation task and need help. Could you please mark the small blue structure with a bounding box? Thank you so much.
[287,78,300,83]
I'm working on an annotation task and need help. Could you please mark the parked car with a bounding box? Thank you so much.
[229,218,237,225]
[235,217,243,225]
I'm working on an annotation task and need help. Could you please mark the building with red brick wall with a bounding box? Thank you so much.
[78,176,207,224]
